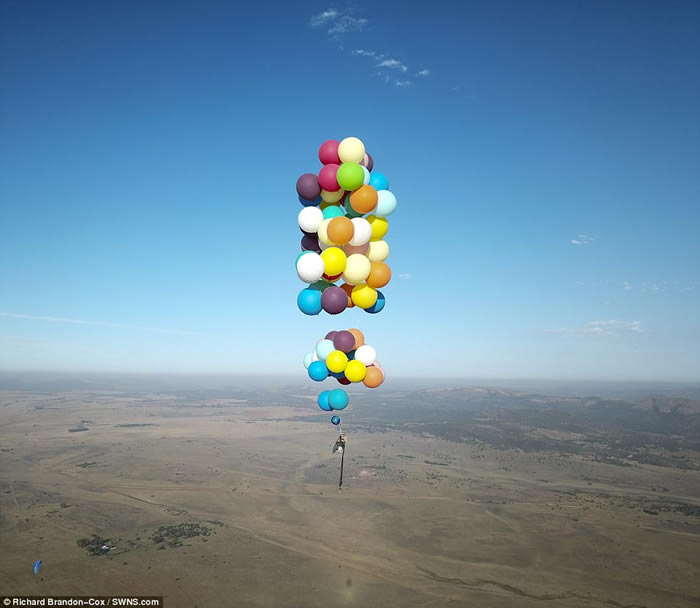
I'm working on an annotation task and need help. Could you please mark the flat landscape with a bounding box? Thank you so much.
[1,373,699,607]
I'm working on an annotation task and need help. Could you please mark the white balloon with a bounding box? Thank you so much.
[298,206,323,233]
[296,252,324,283]
[318,218,336,246]
[361,166,370,185]
[342,253,371,285]
[349,217,372,246]
[303,352,314,369]
[355,344,376,366]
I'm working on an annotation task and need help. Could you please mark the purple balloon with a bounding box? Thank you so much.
[321,286,348,315]
[301,234,321,253]
[296,173,321,201]
[325,330,338,341]
[333,330,355,352]
[361,153,374,172]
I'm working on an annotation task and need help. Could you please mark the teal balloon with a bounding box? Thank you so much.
[310,279,332,291]
[374,190,397,218]
[308,361,329,381]
[318,391,332,411]
[329,389,349,410]
[369,172,389,191]
[323,205,344,220]
[316,339,335,361]
[345,205,363,219]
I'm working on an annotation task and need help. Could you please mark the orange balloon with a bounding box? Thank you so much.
[363,365,384,388]
[327,216,354,245]
[349,185,378,215]
[340,283,355,307]
[343,242,369,256]
[348,328,365,349]
[366,261,391,288]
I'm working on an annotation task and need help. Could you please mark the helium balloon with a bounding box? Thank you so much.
[330,331,352,353]
[348,328,365,349]
[318,164,340,192]
[301,234,321,253]
[336,162,365,191]
[296,252,325,283]
[345,205,363,219]
[317,219,335,246]
[299,194,322,207]
[321,247,347,276]
[363,365,384,388]
[375,190,397,217]
[323,205,344,220]
[366,261,391,288]
[369,172,389,191]
[365,290,385,314]
[304,352,314,369]
[331,415,341,425]
[342,253,371,285]
[315,339,335,360]
[308,360,329,381]
[318,390,332,411]
[338,137,365,163]
[345,359,367,383]
[354,344,376,366]
[340,282,355,307]
[349,217,372,246]
[322,272,342,282]
[298,206,323,233]
[326,350,348,373]
[367,215,389,240]
[343,242,370,256]
[310,279,332,291]
[325,330,338,340]
[361,166,370,185]
[298,288,322,315]
[367,240,389,262]
[349,185,378,215]
[327,216,354,244]
[321,285,348,314]
[365,153,374,171]
[319,140,341,165]
[321,188,345,203]
[328,388,349,410]
[338,377,351,385]
[351,283,378,309]
[346,349,356,360]
[296,173,321,201]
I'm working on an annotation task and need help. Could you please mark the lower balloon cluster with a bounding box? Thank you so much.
[303,327,385,426]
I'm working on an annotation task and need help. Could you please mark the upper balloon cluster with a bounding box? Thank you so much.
[295,137,397,316]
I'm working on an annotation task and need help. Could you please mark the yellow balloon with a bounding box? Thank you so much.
[345,359,367,382]
[367,240,389,262]
[319,200,335,211]
[338,137,366,164]
[351,283,378,309]
[342,253,371,285]
[367,215,389,241]
[321,247,347,276]
[326,350,348,373]
[321,188,345,203]
[317,218,337,246]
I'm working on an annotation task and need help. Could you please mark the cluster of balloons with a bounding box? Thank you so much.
[303,328,385,426]
[296,136,397,316]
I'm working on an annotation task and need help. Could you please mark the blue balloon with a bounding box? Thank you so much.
[298,288,322,315]
[369,172,389,191]
[318,391,332,411]
[299,194,322,207]
[33,560,42,574]
[329,388,349,410]
[308,360,329,381]
[365,290,385,314]
[330,371,345,379]
[331,415,341,425]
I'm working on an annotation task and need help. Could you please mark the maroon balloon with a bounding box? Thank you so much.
[319,140,341,165]
[321,286,348,315]
[318,164,340,192]
[296,173,321,200]
[325,330,338,340]
[333,330,355,352]
[337,377,351,385]
[301,234,320,253]
[366,153,374,172]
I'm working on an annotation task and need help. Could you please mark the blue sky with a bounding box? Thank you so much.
[1,1,699,380]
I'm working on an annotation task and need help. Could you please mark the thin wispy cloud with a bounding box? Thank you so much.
[310,8,367,34]
[570,233,593,246]
[310,8,340,27]
[378,58,408,72]
[417,69,430,76]
[399,273,413,279]
[546,320,642,337]
[623,281,633,291]
[0,312,205,337]
[395,80,412,87]
[353,49,376,57]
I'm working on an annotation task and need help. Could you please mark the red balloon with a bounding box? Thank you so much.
[318,164,340,192]
[319,140,341,165]
[337,377,351,385]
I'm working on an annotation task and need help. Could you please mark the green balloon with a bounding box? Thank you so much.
[323,205,344,220]
[310,279,333,291]
[345,205,363,219]
[336,162,364,191]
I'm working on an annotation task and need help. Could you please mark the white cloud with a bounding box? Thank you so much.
[546,320,642,337]
[623,281,632,291]
[395,80,412,87]
[353,49,376,57]
[417,69,430,76]
[310,8,367,34]
[310,8,339,27]
[378,58,408,72]
[399,273,412,279]
[0,311,205,337]
[570,233,593,246]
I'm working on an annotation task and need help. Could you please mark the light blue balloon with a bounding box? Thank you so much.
[331,415,341,425]
[303,352,314,369]
[316,339,335,360]
[329,389,349,410]
[361,166,370,185]
[297,288,322,315]
[369,172,389,191]
[374,190,397,217]
[318,391,332,411]
[365,290,386,314]
[323,205,344,220]
[308,360,329,381]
